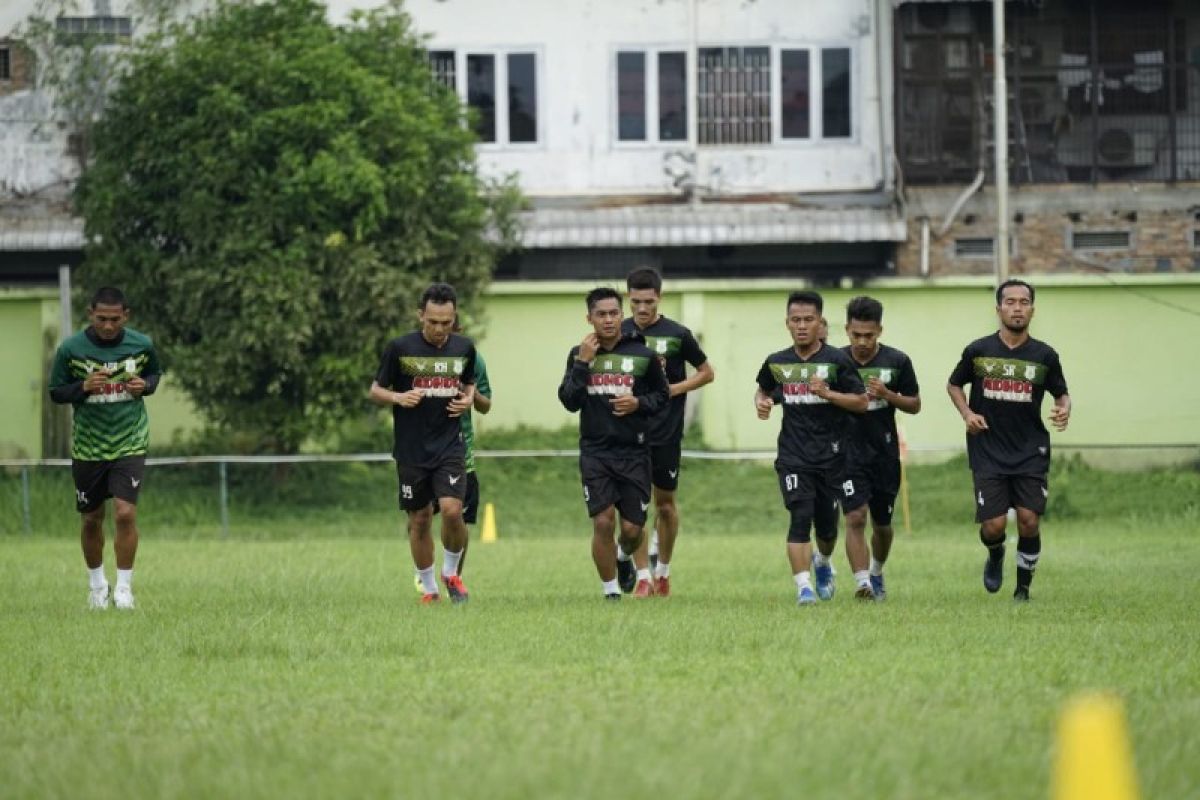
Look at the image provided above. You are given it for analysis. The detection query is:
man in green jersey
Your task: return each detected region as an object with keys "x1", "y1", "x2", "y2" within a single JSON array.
[{"x1": 49, "y1": 287, "x2": 163, "y2": 611}]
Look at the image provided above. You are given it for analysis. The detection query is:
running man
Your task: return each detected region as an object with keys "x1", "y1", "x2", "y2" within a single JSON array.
[
  {"x1": 559, "y1": 287, "x2": 669, "y2": 600},
  {"x1": 371, "y1": 283, "x2": 476, "y2": 604},
  {"x1": 841, "y1": 296, "x2": 921, "y2": 600},
  {"x1": 755, "y1": 291, "x2": 868, "y2": 606},
  {"x1": 48, "y1": 287, "x2": 163, "y2": 610},
  {"x1": 621, "y1": 267, "x2": 715, "y2": 596},
  {"x1": 947, "y1": 279, "x2": 1070, "y2": 601}
]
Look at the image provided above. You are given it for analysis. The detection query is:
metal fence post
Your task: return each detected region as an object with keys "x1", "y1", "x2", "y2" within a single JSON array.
[
  {"x1": 218, "y1": 460, "x2": 229, "y2": 538},
  {"x1": 21, "y1": 465, "x2": 32, "y2": 535}
]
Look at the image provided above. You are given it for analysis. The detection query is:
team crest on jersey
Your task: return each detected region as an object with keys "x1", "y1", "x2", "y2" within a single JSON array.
[
  {"x1": 656, "y1": 339, "x2": 668, "y2": 353},
  {"x1": 879, "y1": 368, "x2": 892, "y2": 383},
  {"x1": 1025, "y1": 365, "x2": 1037, "y2": 380},
  {"x1": 622, "y1": 358, "x2": 634, "y2": 372},
  {"x1": 816, "y1": 365, "x2": 829, "y2": 380}
]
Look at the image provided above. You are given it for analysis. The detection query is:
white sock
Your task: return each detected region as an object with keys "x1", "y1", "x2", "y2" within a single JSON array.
[
  {"x1": 116, "y1": 569, "x2": 133, "y2": 589},
  {"x1": 854, "y1": 569, "x2": 871, "y2": 589},
  {"x1": 654, "y1": 561, "x2": 670, "y2": 579},
  {"x1": 616, "y1": 547, "x2": 632, "y2": 562},
  {"x1": 636, "y1": 568, "x2": 652, "y2": 582},
  {"x1": 649, "y1": 530, "x2": 659, "y2": 557},
  {"x1": 441, "y1": 549, "x2": 463, "y2": 578},
  {"x1": 417, "y1": 566, "x2": 438, "y2": 594},
  {"x1": 813, "y1": 551, "x2": 830, "y2": 568},
  {"x1": 602, "y1": 579, "x2": 620, "y2": 596},
  {"x1": 794, "y1": 571, "x2": 812, "y2": 591},
  {"x1": 88, "y1": 566, "x2": 107, "y2": 590},
  {"x1": 869, "y1": 557, "x2": 885, "y2": 577}
]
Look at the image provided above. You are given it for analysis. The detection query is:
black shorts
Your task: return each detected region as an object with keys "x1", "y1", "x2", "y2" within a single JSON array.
[
  {"x1": 431, "y1": 471, "x2": 481, "y2": 524},
  {"x1": 842, "y1": 457, "x2": 902, "y2": 525},
  {"x1": 776, "y1": 464, "x2": 845, "y2": 540},
  {"x1": 649, "y1": 441, "x2": 682, "y2": 491},
  {"x1": 396, "y1": 457, "x2": 468, "y2": 512},
  {"x1": 973, "y1": 473, "x2": 1048, "y2": 522},
  {"x1": 72, "y1": 456, "x2": 146, "y2": 513},
  {"x1": 580, "y1": 453, "x2": 652, "y2": 526}
]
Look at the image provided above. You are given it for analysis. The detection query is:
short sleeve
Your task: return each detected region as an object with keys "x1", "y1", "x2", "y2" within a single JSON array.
[
  {"x1": 756, "y1": 360, "x2": 777, "y2": 392},
  {"x1": 948, "y1": 344, "x2": 976, "y2": 387},
  {"x1": 681, "y1": 329, "x2": 708, "y2": 369},
  {"x1": 1043, "y1": 349, "x2": 1068, "y2": 398},
  {"x1": 374, "y1": 341, "x2": 400, "y2": 388},
  {"x1": 474, "y1": 352, "x2": 493, "y2": 399},
  {"x1": 896, "y1": 356, "x2": 920, "y2": 397}
]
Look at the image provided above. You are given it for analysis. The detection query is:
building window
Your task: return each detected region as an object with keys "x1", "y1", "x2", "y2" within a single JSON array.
[
  {"x1": 507, "y1": 53, "x2": 537, "y2": 143},
  {"x1": 780, "y1": 49, "x2": 810, "y2": 139},
  {"x1": 822, "y1": 47, "x2": 852, "y2": 138},
  {"x1": 617, "y1": 51, "x2": 646, "y2": 141},
  {"x1": 466, "y1": 54, "x2": 496, "y2": 143},
  {"x1": 428, "y1": 50, "x2": 456, "y2": 92},
  {"x1": 698, "y1": 46, "x2": 771, "y2": 145},
  {"x1": 615, "y1": 49, "x2": 688, "y2": 143},
  {"x1": 0, "y1": 47, "x2": 10, "y2": 81},
  {"x1": 1072, "y1": 230, "x2": 1131, "y2": 251},
  {"x1": 954, "y1": 237, "x2": 996, "y2": 259},
  {"x1": 657, "y1": 51, "x2": 687, "y2": 142},
  {"x1": 55, "y1": 15, "x2": 132, "y2": 44}
]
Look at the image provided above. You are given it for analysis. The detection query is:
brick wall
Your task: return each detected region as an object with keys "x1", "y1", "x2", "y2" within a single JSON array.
[
  {"x1": 0, "y1": 39, "x2": 35, "y2": 95},
  {"x1": 896, "y1": 184, "x2": 1200, "y2": 277}
]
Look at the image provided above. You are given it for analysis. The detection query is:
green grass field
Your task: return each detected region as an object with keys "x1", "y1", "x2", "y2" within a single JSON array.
[{"x1": 2, "y1": 456, "x2": 1198, "y2": 799}]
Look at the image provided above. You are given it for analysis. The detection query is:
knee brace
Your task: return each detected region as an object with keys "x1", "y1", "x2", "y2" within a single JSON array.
[{"x1": 787, "y1": 507, "x2": 813, "y2": 544}]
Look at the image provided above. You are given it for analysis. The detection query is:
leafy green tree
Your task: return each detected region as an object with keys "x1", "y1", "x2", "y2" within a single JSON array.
[{"x1": 77, "y1": 0, "x2": 520, "y2": 452}]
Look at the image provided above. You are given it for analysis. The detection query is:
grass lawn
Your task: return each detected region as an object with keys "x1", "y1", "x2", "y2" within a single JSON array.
[{"x1": 2, "y1": 508, "x2": 1198, "y2": 798}]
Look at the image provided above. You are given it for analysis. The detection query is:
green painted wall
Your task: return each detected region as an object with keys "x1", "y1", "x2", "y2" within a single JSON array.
[
  {"x1": 4, "y1": 277, "x2": 1198, "y2": 457},
  {"x1": 477, "y1": 277, "x2": 1200, "y2": 452}
]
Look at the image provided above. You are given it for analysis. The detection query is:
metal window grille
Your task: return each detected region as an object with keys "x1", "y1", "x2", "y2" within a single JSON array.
[
  {"x1": 428, "y1": 50, "x2": 456, "y2": 92},
  {"x1": 1072, "y1": 231, "x2": 1131, "y2": 251},
  {"x1": 698, "y1": 47, "x2": 771, "y2": 146},
  {"x1": 0, "y1": 48, "x2": 10, "y2": 81},
  {"x1": 954, "y1": 237, "x2": 996, "y2": 258},
  {"x1": 55, "y1": 16, "x2": 132, "y2": 42}
]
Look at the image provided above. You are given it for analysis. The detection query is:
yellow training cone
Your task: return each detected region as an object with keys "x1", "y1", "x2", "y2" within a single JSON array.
[
  {"x1": 1052, "y1": 693, "x2": 1140, "y2": 800},
  {"x1": 480, "y1": 502, "x2": 498, "y2": 543}
]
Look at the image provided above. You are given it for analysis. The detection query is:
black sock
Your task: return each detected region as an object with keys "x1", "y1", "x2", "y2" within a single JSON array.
[
  {"x1": 980, "y1": 527, "x2": 1005, "y2": 558},
  {"x1": 1016, "y1": 534, "x2": 1041, "y2": 589}
]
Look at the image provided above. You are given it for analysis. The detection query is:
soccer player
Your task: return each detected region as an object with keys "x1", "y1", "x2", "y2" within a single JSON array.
[
  {"x1": 48, "y1": 287, "x2": 163, "y2": 611},
  {"x1": 558, "y1": 287, "x2": 669, "y2": 600},
  {"x1": 371, "y1": 283, "x2": 477, "y2": 604},
  {"x1": 841, "y1": 296, "x2": 921, "y2": 600},
  {"x1": 755, "y1": 291, "x2": 868, "y2": 606},
  {"x1": 621, "y1": 268, "x2": 715, "y2": 596},
  {"x1": 947, "y1": 279, "x2": 1070, "y2": 601}
]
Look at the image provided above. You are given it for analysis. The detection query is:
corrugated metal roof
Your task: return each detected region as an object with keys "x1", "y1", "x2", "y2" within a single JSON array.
[
  {"x1": 518, "y1": 203, "x2": 906, "y2": 249},
  {"x1": 0, "y1": 215, "x2": 85, "y2": 250}
]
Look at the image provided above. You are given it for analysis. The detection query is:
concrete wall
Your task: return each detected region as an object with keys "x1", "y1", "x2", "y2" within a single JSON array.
[{"x1": 475, "y1": 276, "x2": 1200, "y2": 453}]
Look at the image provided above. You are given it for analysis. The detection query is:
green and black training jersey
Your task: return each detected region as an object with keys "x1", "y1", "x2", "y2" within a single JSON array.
[
  {"x1": 756, "y1": 344, "x2": 866, "y2": 470},
  {"x1": 375, "y1": 331, "x2": 477, "y2": 468},
  {"x1": 843, "y1": 343, "x2": 920, "y2": 465},
  {"x1": 558, "y1": 333, "x2": 670, "y2": 458},
  {"x1": 461, "y1": 351, "x2": 492, "y2": 473},
  {"x1": 48, "y1": 327, "x2": 163, "y2": 461},
  {"x1": 948, "y1": 333, "x2": 1068, "y2": 476},
  {"x1": 621, "y1": 315, "x2": 707, "y2": 446}
]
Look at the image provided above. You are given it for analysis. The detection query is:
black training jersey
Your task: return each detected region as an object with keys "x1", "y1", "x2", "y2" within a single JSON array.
[
  {"x1": 620, "y1": 315, "x2": 707, "y2": 445},
  {"x1": 948, "y1": 332, "x2": 1068, "y2": 475},
  {"x1": 558, "y1": 333, "x2": 670, "y2": 458},
  {"x1": 374, "y1": 331, "x2": 477, "y2": 468},
  {"x1": 842, "y1": 343, "x2": 920, "y2": 465},
  {"x1": 756, "y1": 343, "x2": 866, "y2": 469}
]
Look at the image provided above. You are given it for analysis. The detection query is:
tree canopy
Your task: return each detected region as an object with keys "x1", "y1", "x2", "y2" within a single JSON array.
[{"x1": 77, "y1": 0, "x2": 519, "y2": 452}]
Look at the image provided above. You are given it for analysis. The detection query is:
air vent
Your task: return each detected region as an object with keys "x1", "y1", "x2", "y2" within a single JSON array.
[
  {"x1": 1072, "y1": 231, "x2": 1131, "y2": 251},
  {"x1": 954, "y1": 237, "x2": 995, "y2": 258}
]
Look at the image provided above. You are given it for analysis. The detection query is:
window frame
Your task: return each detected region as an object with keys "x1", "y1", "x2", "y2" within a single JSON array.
[
  {"x1": 612, "y1": 44, "x2": 691, "y2": 149},
  {"x1": 431, "y1": 45, "x2": 545, "y2": 150}
]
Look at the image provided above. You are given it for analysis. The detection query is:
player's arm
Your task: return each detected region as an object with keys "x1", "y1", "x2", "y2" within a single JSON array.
[
  {"x1": 873, "y1": 361, "x2": 921, "y2": 415},
  {"x1": 472, "y1": 356, "x2": 493, "y2": 415},
  {"x1": 448, "y1": 346, "x2": 477, "y2": 418},
  {"x1": 947, "y1": 383, "x2": 988, "y2": 434},
  {"x1": 48, "y1": 349, "x2": 98, "y2": 404},
  {"x1": 754, "y1": 362, "x2": 776, "y2": 420},
  {"x1": 558, "y1": 346, "x2": 591, "y2": 412},
  {"x1": 127, "y1": 346, "x2": 163, "y2": 398},
  {"x1": 627, "y1": 353, "x2": 670, "y2": 417},
  {"x1": 369, "y1": 342, "x2": 421, "y2": 408},
  {"x1": 811, "y1": 360, "x2": 868, "y2": 413},
  {"x1": 670, "y1": 360, "x2": 715, "y2": 398},
  {"x1": 1048, "y1": 392, "x2": 1071, "y2": 432},
  {"x1": 1044, "y1": 350, "x2": 1070, "y2": 432}
]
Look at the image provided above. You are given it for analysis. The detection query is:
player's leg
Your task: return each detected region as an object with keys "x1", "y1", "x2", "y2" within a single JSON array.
[
  {"x1": 431, "y1": 459, "x2": 470, "y2": 602},
  {"x1": 108, "y1": 456, "x2": 145, "y2": 609},
  {"x1": 399, "y1": 464, "x2": 439, "y2": 602},
  {"x1": 778, "y1": 467, "x2": 818, "y2": 605},
  {"x1": 615, "y1": 458, "x2": 654, "y2": 596},
  {"x1": 73, "y1": 460, "x2": 110, "y2": 609},
  {"x1": 973, "y1": 474, "x2": 1011, "y2": 594},
  {"x1": 456, "y1": 471, "x2": 479, "y2": 576},
  {"x1": 581, "y1": 456, "x2": 623, "y2": 599},
  {"x1": 811, "y1": 490, "x2": 839, "y2": 600},
  {"x1": 645, "y1": 443, "x2": 680, "y2": 591},
  {"x1": 866, "y1": 459, "x2": 901, "y2": 599},
  {"x1": 835, "y1": 471, "x2": 873, "y2": 599},
  {"x1": 1011, "y1": 475, "x2": 1048, "y2": 601}
]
